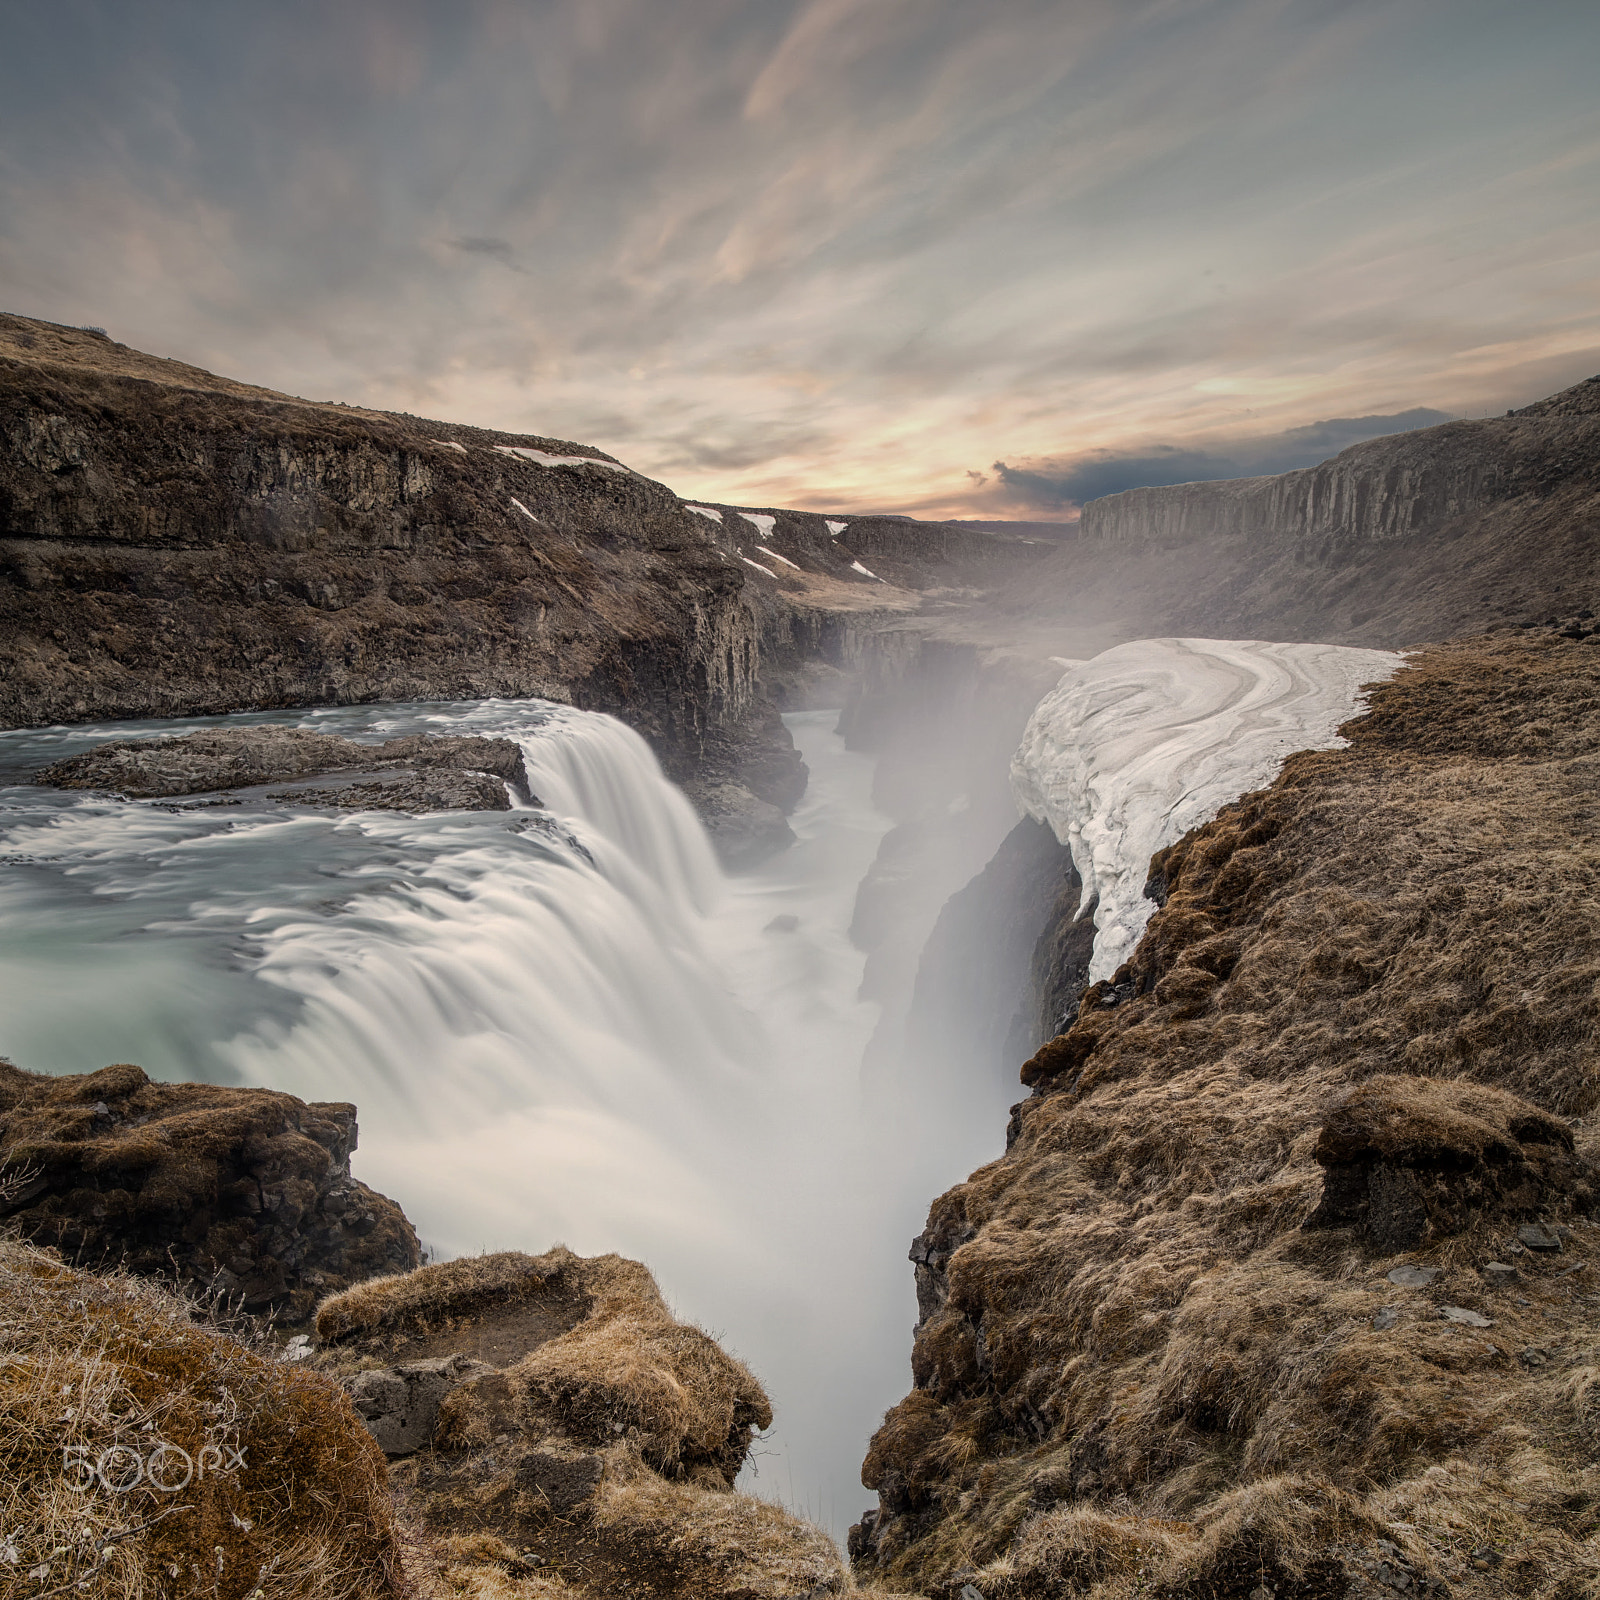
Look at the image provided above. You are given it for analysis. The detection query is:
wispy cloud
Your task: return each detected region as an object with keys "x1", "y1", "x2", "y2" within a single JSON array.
[{"x1": 0, "y1": 0, "x2": 1596, "y2": 516}]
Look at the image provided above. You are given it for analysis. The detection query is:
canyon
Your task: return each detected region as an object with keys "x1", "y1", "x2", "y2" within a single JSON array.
[{"x1": 4, "y1": 316, "x2": 1600, "y2": 1600}]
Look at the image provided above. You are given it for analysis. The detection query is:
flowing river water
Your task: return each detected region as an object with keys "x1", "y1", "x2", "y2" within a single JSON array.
[{"x1": 0, "y1": 698, "x2": 1017, "y2": 1538}]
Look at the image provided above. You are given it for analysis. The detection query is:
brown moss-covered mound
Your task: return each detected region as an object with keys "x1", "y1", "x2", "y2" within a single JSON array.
[
  {"x1": 321, "y1": 1247, "x2": 772, "y2": 1484},
  {"x1": 854, "y1": 632, "x2": 1600, "y2": 1599},
  {"x1": 318, "y1": 1249, "x2": 885, "y2": 1600},
  {"x1": 315, "y1": 1248, "x2": 591, "y2": 1363},
  {"x1": 0, "y1": 1233, "x2": 400, "y2": 1599},
  {"x1": 0, "y1": 1059, "x2": 419, "y2": 1318}
]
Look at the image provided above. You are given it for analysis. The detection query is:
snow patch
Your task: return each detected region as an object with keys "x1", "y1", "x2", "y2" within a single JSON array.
[
  {"x1": 684, "y1": 504, "x2": 723, "y2": 523},
  {"x1": 825, "y1": 520, "x2": 847, "y2": 537},
  {"x1": 438, "y1": 441, "x2": 468, "y2": 454},
  {"x1": 739, "y1": 556, "x2": 779, "y2": 578},
  {"x1": 757, "y1": 545, "x2": 800, "y2": 570},
  {"x1": 1011, "y1": 638, "x2": 1404, "y2": 983},
  {"x1": 509, "y1": 497, "x2": 542, "y2": 524},
  {"x1": 849, "y1": 560, "x2": 881, "y2": 580},
  {"x1": 495, "y1": 445, "x2": 633, "y2": 474},
  {"x1": 739, "y1": 513, "x2": 777, "y2": 537}
]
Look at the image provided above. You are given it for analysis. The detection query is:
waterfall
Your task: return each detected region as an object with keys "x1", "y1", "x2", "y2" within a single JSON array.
[{"x1": 0, "y1": 698, "x2": 1002, "y2": 1540}]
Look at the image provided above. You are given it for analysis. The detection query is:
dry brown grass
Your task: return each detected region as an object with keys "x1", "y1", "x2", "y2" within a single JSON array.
[
  {"x1": 510, "y1": 1255, "x2": 772, "y2": 1480},
  {"x1": 0, "y1": 1234, "x2": 400, "y2": 1599},
  {"x1": 858, "y1": 634, "x2": 1600, "y2": 1598},
  {"x1": 334, "y1": 1249, "x2": 774, "y2": 1483},
  {"x1": 591, "y1": 1462, "x2": 846, "y2": 1599},
  {"x1": 315, "y1": 1249, "x2": 582, "y2": 1351}
]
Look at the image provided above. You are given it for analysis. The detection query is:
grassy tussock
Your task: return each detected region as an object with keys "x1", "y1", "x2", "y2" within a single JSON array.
[
  {"x1": 315, "y1": 1249, "x2": 577, "y2": 1348},
  {"x1": 861, "y1": 635, "x2": 1600, "y2": 1596},
  {"x1": 507, "y1": 1256, "x2": 771, "y2": 1479},
  {"x1": 0, "y1": 1234, "x2": 399, "y2": 1599},
  {"x1": 592, "y1": 1465, "x2": 846, "y2": 1598}
]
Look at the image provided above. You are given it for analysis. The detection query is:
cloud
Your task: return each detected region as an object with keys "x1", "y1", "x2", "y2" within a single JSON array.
[
  {"x1": 990, "y1": 408, "x2": 1454, "y2": 510},
  {"x1": 0, "y1": 0, "x2": 1595, "y2": 523},
  {"x1": 447, "y1": 236, "x2": 525, "y2": 272}
]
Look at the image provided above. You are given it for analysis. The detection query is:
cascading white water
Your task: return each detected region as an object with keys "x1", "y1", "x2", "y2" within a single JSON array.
[{"x1": 0, "y1": 698, "x2": 1012, "y2": 1539}]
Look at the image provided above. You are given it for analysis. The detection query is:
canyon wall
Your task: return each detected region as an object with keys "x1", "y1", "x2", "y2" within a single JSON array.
[
  {"x1": 852, "y1": 631, "x2": 1600, "y2": 1600},
  {"x1": 0, "y1": 315, "x2": 763, "y2": 793},
  {"x1": 1081, "y1": 378, "x2": 1600, "y2": 551},
  {"x1": 992, "y1": 375, "x2": 1600, "y2": 651}
]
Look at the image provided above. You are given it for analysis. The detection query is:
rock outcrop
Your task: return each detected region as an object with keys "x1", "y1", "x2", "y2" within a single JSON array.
[
  {"x1": 311, "y1": 1248, "x2": 851, "y2": 1600},
  {"x1": 0, "y1": 1059, "x2": 419, "y2": 1318},
  {"x1": 853, "y1": 632, "x2": 1600, "y2": 1599},
  {"x1": 33, "y1": 725, "x2": 535, "y2": 812}
]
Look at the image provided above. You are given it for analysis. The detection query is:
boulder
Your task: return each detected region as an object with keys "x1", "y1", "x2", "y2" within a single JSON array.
[
  {"x1": 345, "y1": 1352, "x2": 494, "y2": 1456},
  {"x1": 1305, "y1": 1076, "x2": 1595, "y2": 1251}
]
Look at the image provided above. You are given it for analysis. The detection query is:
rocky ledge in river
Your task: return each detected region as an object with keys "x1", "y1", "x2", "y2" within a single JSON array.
[{"x1": 33, "y1": 725, "x2": 534, "y2": 813}]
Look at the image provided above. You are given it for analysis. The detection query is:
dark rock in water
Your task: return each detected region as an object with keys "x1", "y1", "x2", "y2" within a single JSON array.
[
  {"x1": 1305, "y1": 1075, "x2": 1596, "y2": 1252},
  {"x1": 284, "y1": 768, "x2": 515, "y2": 813},
  {"x1": 33, "y1": 725, "x2": 534, "y2": 811},
  {"x1": 679, "y1": 699, "x2": 807, "y2": 868},
  {"x1": 692, "y1": 779, "x2": 796, "y2": 869},
  {"x1": 0, "y1": 1059, "x2": 419, "y2": 1318}
]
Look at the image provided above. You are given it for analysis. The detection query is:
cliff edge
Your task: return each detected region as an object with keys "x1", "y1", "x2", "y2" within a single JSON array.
[{"x1": 854, "y1": 631, "x2": 1600, "y2": 1599}]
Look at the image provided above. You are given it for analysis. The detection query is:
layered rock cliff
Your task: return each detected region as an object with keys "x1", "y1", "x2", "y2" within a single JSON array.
[
  {"x1": 989, "y1": 375, "x2": 1600, "y2": 652},
  {"x1": 0, "y1": 1058, "x2": 420, "y2": 1319},
  {"x1": 0, "y1": 314, "x2": 775, "y2": 804},
  {"x1": 1081, "y1": 377, "x2": 1600, "y2": 550}
]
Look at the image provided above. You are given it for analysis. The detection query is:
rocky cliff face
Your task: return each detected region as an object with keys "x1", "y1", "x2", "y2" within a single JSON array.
[
  {"x1": 0, "y1": 314, "x2": 763, "y2": 794},
  {"x1": 987, "y1": 375, "x2": 1600, "y2": 652},
  {"x1": 1082, "y1": 377, "x2": 1600, "y2": 550},
  {"x1": 853, "y1": 632, "x2": 1600, "y2": 1599}
]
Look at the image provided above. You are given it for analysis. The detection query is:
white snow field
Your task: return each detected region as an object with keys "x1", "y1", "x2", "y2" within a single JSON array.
[
  {"x1": 739, "y1": 512, "x2": 777, "y2": 537},
  {"x1": 493, "y1": 445, "x2": 635, "y2": 472},
  {"x1": 1011, "y1": 638, "x2": 1403, "y2": 983},
  {"x1": 683, "y1": 504, "x2": 723, "y2": 522}
]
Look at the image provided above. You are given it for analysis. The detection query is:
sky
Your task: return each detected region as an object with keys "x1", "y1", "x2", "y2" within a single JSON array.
[{"x1": 1, "y1": 0, "x2": 1597, "y2": 519}]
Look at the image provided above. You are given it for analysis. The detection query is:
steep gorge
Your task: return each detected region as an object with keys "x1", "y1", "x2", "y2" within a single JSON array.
[{"x1": 852, "y1": 632, "x2": 1600, "y2": 1600}]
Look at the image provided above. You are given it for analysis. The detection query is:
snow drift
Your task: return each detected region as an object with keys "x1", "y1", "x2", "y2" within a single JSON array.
[{"x1": 1011, "y1": 638, "x2": 1403, "y2": 982}]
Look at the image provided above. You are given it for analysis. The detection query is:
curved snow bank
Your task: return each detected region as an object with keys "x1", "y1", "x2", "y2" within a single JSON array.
[{"x1": 1011, "y1": 638, "x2": 1403, "y2": 982}]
